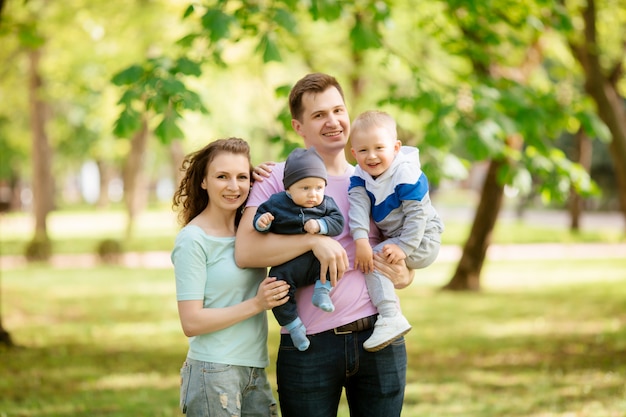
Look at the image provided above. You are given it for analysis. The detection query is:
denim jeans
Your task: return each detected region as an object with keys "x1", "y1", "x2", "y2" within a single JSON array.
[
  {"x1": 276, "y1": 327, "x2": 407, "y2": 417},
  {"x1": 180, "y1": 358, "x2": 278, "y2": 417}
]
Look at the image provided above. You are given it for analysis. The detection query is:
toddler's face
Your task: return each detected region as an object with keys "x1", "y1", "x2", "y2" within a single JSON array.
[{"x1": 350, "y1": 126, "x2": 400, "y2": 179}]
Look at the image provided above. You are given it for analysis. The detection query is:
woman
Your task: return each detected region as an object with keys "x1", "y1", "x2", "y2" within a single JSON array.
[{"x1": 171, "y1": 137, "x2": 289, "y2": 417}]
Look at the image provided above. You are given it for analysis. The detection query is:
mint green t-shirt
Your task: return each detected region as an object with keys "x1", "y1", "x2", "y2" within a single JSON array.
[{"x1": 171, "y1": 225, "x2": 269, "y2": 368}]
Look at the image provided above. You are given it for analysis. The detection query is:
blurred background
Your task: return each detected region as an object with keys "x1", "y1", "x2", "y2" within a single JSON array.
[{"x1": 1, "y1": 0, "x2": 625, "y2": 415}]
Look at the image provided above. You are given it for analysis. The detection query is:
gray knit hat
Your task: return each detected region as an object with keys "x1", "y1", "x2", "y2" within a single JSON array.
[{"x1": 283, "y1": 147, "x2": 327, "y2": 190}]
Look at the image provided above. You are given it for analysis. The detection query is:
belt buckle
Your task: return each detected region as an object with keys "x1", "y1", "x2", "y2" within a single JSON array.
[{"x1": 333, "y1": 327, "x2": 352, "y2": 335}]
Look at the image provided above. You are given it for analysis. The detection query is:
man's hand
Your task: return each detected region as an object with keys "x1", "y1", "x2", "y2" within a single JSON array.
[
  {"x1": 382, "y1": 243, "x2": 406, "y2": 264},
  {"x1": 373, "y1": 252, "x2": 414, "y2": 289},
  {"x1": 311, "y1": 236, "x2": 348, "y2": 287},
  {"x1": 252, "y1": 161, "x2": 276, "y2": 183}
]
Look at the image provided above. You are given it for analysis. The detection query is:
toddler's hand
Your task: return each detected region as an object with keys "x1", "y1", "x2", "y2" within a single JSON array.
[{"x1": 354, "y1": 239, "x2": 374, "y2": 274}]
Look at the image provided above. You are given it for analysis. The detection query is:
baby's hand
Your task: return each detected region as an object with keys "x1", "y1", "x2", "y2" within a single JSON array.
[
  {"x1": 257, "y1": 212, "x2": 275, "y2": 229},
  {"x1": 354, "y1": 239, "x2": 374, "y2": 274},
  {"x1": 304, "y1": 219, "x2": 320, "y2": 234},
  {"x1": 382, "y1": 243, "x2": 406, "y2": 264}
]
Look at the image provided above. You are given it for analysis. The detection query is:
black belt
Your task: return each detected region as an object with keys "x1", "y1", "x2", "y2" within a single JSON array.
[{"x1": 331, "y1": 314, "x2": 377, "y2": 335}]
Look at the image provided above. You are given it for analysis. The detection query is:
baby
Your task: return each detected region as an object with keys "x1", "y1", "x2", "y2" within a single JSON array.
[{"x1": 254, "y1": 147, "x2": 344, "y2": 351}]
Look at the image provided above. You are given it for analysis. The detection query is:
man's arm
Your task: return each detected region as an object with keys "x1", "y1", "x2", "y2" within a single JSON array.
[{"x1": 235, "y1": 206, "x2": 349, "y2": 286}]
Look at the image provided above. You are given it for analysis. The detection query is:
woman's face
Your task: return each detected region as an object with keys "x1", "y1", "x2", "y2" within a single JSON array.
[{"x1": 201, "y1": 152, "x2": 251, "y2": 213}]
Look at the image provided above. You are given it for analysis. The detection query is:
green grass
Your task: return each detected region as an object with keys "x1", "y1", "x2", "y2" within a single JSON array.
[{"x1": 2, "y1": 257, "x2": 626, "y2": 417}]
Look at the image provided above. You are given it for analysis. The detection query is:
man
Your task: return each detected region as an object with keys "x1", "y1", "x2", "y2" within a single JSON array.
[{"x1": 235, "y1": 73, "x2": 414, "y2": 417}]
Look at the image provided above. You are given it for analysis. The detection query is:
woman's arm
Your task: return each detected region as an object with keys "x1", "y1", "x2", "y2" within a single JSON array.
[
  {"x1": 177, "y1": 276, "x2": 289, "y2": 337},
  {"x1": 235, "y1": 206, "x2": 349, "y2": 286}
]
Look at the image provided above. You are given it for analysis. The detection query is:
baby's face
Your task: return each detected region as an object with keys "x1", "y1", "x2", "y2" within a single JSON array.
[{"x1": 287, "y1": 177, "x2": 326, "y2": 208}]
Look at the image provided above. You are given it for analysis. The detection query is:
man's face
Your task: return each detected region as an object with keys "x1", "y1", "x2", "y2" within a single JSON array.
[{"x1": 291, "y1": 87, "x2": 350, "y2": 158}]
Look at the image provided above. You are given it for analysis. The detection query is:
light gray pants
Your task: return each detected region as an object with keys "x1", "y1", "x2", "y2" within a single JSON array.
[
  {"x1": 366, "y1": 233, "x2": 441, "y2": 309},
  {"x1": 179, "y1": 358, "x2": 278, "y2": 417}
]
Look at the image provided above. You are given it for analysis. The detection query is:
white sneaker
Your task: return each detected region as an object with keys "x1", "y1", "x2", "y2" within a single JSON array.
[{"x1": 363, "y1": 314, "x2": 411, "y2": 352}]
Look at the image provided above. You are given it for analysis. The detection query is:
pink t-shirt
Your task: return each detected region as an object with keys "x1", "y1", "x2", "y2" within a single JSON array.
[{"x1": 247, "y1": 161, "x2": 382, "y2": 334}]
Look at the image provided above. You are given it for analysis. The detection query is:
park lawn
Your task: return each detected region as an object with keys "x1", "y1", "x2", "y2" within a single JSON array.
[{"x1": 1, "y1": 257, "x2": 626, "y2": 417}]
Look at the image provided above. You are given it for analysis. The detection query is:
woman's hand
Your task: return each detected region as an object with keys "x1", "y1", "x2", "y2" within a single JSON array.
[
  {"x1": 373, "y1": 252, "x2": 414, "y2": 289},
  {"x1": 252, "y1": 161, "x2": 276, "y2": 183},
  {"x1": 256, "y1": 276, "x2": 290, "y2": 310}
]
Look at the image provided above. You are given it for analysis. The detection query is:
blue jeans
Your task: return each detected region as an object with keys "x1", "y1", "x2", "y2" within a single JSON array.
[
  {"x1": 276, "y1": 327, "x2": 407, "y2": 417},
  {"x1": 180, "y1": 358, "x2": 278, "y2": 417}
]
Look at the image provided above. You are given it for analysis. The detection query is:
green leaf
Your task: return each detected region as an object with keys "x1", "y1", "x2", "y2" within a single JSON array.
[
  {"x1": 17, "y1": 23, "x2": 45, "y2": 49},
  {"x1": 111, "y1": 65, "x2": 144, "y2": 86},
  {"x1": 275, "y1": 84, "x2": 292, "y2": 98},
  {"x1": 350, "y1": 19, "x2": 381, "y2": 51},
  {"x1": 496, "y1": 162, "x2": 515, "y2": 185},
  {"x1": 577, "y1": 110, "x2": 611, "y2": 143},
  {"x1": 155, "y1": 113, "x2": 184, "y2": 143},
  {"x1": 176, "y1": 33, "x2": 200, "y2": 48},
  {"x1": 146, "y1": 92, "x2": 171, "y2": 113},
  {"x1": 257, "y1": 33, "x2": 282, "y2": 63},
  {"x1": 273, "y1": 8, "x2": 298, "y2": 34},
  {"x1": 116, "y1": 89, "x2": 142, "y2": 106},
  {"x1": 201, "y1": 9, "x2": 233, "y2": 43},
  {"x1": 173, "y1": 57, "x2": 202, "y2": 76},
  {"x1": 113, "y1": 109, "x2": 142, "y2": 138},
  {"x1": 180, "y1": 90, "x2": 208, "y2": 113},
  {"x1": 182, "y1": 5, "x2": 195, "y2": 19},
  {"x1": 309, "y1": 0, "x2": 343, "y2": 21},
  {"x1": 160, "y1": 78, "x2": 187, "y2": 96}
]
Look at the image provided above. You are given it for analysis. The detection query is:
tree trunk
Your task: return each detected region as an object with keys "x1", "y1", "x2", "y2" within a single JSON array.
[
  {"x1": 583, "y1": 69, "x2": 626, "y2": 228},
  {"x1": 0, "y1": 230, "x2": 14, "y2": 347},
  {"x1": 122, "y1": 117, "x2": 149, "y2": 239},
  {"x1": 443, "y1": 159, "x2": 505, "y2": 291},
  {"x1": 95, "y1": 159, "x2": 113, "y2": 209},
  {"x1": 570, "y1": 0, "x2": 626, "y2": 230},
  {"x1": 0, "y1": 280, "x2": 13, "y2": 347},
  {"x1": 28, "y1": 48, "x2": 54, "y2": 240},
  {"x1": 0, "y1": 323, "x2": 13, "y2": 347},
  {"x1": 568, "y1": 129, "x2": 592, "y2": 230},
  {"x1": 170, "y1": 139, "x2": 185, "y2": 190}
]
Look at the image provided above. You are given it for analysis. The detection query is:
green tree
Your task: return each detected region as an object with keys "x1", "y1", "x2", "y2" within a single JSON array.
[
  {"x1": 2, "y1": 4, "x2": 55, "y2": 260},
  {"x1": 562, "y1": 0, "x2": 626, "y2": 222},
  {"x1": 1, "y1": 0, "x2": 191, "y2": 242},
  {"x1": 113, "y1": 0, "x2": 615, "y2": 291}
]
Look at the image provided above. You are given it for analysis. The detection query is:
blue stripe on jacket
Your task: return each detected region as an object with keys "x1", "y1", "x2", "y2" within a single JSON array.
[{"x1": 368, "y1": 172, "x2": 430, "y2": 223}]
